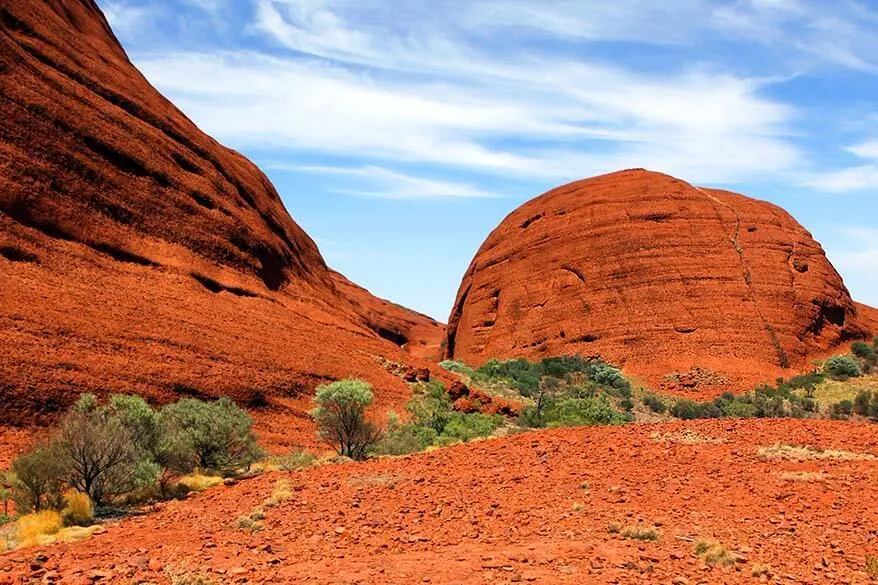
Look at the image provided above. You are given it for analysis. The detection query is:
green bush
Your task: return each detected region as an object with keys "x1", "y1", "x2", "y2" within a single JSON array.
[
  {"x1": 160, "y1": 397, "x2": 261, "y2": 474},
  {"x1": 545, "y1": 396, "x2": 629, "y2": 427},
  {"x1": 406, "y1": 382, "x2": 453, "y2": 433},
  {"x1": 829, "y1": 400, "x2": 854, "y2": 419},
  {"x1": 372, "y1": 422, "x2": 438, "y2": 456},
  {"x1": 440, "y1": 412, "x2": 503, "y2": 442},
  {"x1": 824, "y1": 355, "x2": 862, "y2": 380},
  {"x1": 311, "y1": 380, "x2": 382, "y2": 460},
  {"x1": 721, "y1": 400, "x2": 757, "y2": 418},
  {"x1": 671, "y1": 400, "x2": 722, "y2": 420},
  {"x1": 852, "y1": 341, "x2": 876, "y2": 362},
  {"x1": 57, "y1": 402, "x2": 159, "y2": 506},
  {"x1": 641, "y1": 393, "x2": 667, "y2": 414},
  {"x1": 438, "y1": 360, "x2": 474, "y2": 377},
  {"x1": 854, "y1": 390, "x2": 873, "y2": 416}
]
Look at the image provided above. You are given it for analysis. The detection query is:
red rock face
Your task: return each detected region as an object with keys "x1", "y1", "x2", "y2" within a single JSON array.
[
  {"x1": 0, "y1": 0, "x2": 440, "y2": 434},
  {"x1": 331, "y1": 271, "x2": 446, "y2": 360},
  {"x1": 445, "y1": 169, "x2": 873, "y2": 393}
]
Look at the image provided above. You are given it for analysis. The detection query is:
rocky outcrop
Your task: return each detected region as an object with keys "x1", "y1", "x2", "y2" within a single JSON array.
[
  {"x1": 0, "y1": 0, "x2": 437, "y2": 432},
  {"x1": 445, "y1": 169, "x2": 872, "y2": 393}
]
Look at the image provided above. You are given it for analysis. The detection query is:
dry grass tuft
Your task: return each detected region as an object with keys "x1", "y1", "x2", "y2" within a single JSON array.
[
  {"x1": 757, "y1": 444, "x2": 874, "y2": 462},
  {"x1": 606, "y1": 521, "x2": 622, "y2": 534},
  {"x1": 751, "y1": 563, "x2": 773, "y2": 578},
  {"x1": 347, "y1": 473, "x2": 402, "y2": 487},
  {"x1": 695, "y1": 539, "x2": 738, "y2": 567},
  {"x1": 15, "y1": 510, "x2": 62, "y2": 548},
  {"x1": 775, "y1": 471, "x2": 828, "y2": 482},
  {"x1": 651, "y1": 430, "x2": 726, "y2": 445},
  {"x1": 264, "y1": 479, "x2": 293, "y2": 508},
  {"x1": 866, "y1": 556, "x2": 878, "y2": 577},
  {"x1": 620, "y1": 524, "x2": 661, "y2": 542},
  {"x1": 177, "y1": 473, "x2": 224, "y2": 491},
  {"x1": 165, "y1": 566, "x2": 214, "y2": 585},
  {"x1": 62, "y1": 489, "x2": 94, "y2": 527}
]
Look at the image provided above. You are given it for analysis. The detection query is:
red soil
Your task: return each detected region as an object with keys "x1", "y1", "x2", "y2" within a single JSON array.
[
  {"x1": 445, "y1": 170, "x2": 874, "y2": 395},
  {"x1": 2, "y1": 419, "x2": 877, "y2": 584},
  {"x1": 0, "y1": 0, "x2": 442, "y2": 442}
]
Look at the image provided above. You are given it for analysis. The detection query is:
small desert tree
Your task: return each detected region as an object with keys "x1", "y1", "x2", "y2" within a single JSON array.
[
  {"x1": 311, "y1": 379, "x2": 382, "y2": 460},
  {"x1": 159, "y1": 397, "x2": 261, "y2": 474},
  {"x1": 10, "y1": 442, "x2": 65, "y2": 513},
  {"x1": 57, "y1": 395, "x2": 158, "y2": 507}
]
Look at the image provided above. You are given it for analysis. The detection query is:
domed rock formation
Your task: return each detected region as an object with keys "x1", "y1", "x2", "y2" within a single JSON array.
[
  {"x1": 0, "y1": 0, "x2": 442, "y2": 440},
  {"x1": 444, "y1": 169, "x2": 874, "y2": 393}
]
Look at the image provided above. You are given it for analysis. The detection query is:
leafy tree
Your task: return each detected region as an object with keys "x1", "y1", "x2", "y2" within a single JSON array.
[
  {"x1": 311, "y1": 380, "x2": 382, "y2": 460},
  {"x1": 159, "y1": 398, "x2": 261, "y2": 473}
]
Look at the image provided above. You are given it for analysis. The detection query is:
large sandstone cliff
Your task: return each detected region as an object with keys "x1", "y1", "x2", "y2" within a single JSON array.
[{"x1": 445, "y1": 169, "x2": 874, "y2": 393}]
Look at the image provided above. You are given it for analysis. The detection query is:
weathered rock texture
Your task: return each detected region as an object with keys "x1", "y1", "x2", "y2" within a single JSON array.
[
  {"x1": 0, "y1": 0, "x2": 441, "y2": 433},
  {"x1": 331, "y1": 271, "x2": 446, "y2": 360},
  {"x1": 445, "y1": 169, "x2": 874, "y2": 393}
]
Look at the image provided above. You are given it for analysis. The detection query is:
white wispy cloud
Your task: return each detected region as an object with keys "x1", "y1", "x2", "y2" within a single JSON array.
[
  {"x1": 271, "y1": 164, "x2": 497, "y2": 199},
  {"x1": 801, "y1": 140, "x2": 878, "y2": 192}
]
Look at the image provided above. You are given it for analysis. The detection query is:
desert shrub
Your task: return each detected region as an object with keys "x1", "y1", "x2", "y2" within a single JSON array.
[
  {"x1": 824, "y1": 355, "x2": 862, "y2": 380},
  {"x1": 0, "y1": 473, "x2": 12, "y2": 517},
  {"x1": 852, "y1": 341, "x2": 876, "y2": 362},
  {"x1": 641, "y1": 393, "x2": 667, "y2": 413},
  {"x1": 11, "y1": 443, "x2": 65, "y2": 513},
  {"x1": 440, "y1": 412, "x2": 503, "y2": 442},
  {"x1": 695, "y1": 539, "x2": 738, "y2": 566},
  {"x1": 545, "y1": 396, "x2": 629, "y2": 427},
  {"x1": 311, "y1": 379, "x2": 382, "y2": 460},
  {"x1": 273, "y1": 451, "x2": 316, "y2": 471},
  {"x1": 160, "y1": 397, "x2": 261, "y2": 473},
  {"x1": 671, "y1": 400, "x2": 721, "y2": 420},
  {"x1": 588, "y1": 363, "x2": 631, "y2": 392},
  {"x1": 61, "y1": 490, "x2": 93, "y2": 527},
  {"x1": 406, "y1": 382, "x2": 453, "y2": 433},
  {"x1": 438, "y1": 360, "x2": 474, "y2": 377},
  {"x1": 372, "y1": 422, "x2": 437, "y2": 456},
  {"x1": 721, "y1": 399, "x2": 757, "y2": 418},
  {"x1": 829, "y1": 400, "x2": 854, "y2": 420},
  {"x1": 854, "y1": 390, "x2": 873, "y2": 416}
]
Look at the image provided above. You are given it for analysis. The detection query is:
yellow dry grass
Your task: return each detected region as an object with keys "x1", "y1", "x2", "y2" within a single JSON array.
[
  {"x1": 63, "y1": 490, "x2": 94, "y2": 526},
  {"x1": 695, "y1": 539, "x2": 738, "y2": 567},
  {"x1": 177, "y1": 473, "x2": 224, "y2": 491},
  {"x1": 651, "y1": 429, "x2": 726, "y2": 445},
  {"x1": 775, "y1": 471, "x2": 829, "y2": 482},
  {"x1": 757, "y1": 444, "x2": 874, "y2": 462},
  {"x1": 15, "y1": 510, "x2": 62, "y2": 548}
]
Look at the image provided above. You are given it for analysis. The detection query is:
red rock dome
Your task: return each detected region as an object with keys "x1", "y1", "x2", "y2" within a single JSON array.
[
  {"x1": 444, "y1": 169, "x2": 874, "y2": 393},
  {"x1": 0, "y1": 0, "x2": 442, "y2": 441}
]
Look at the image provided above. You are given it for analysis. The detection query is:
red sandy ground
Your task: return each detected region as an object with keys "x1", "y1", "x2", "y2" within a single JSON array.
[
  {"x1": 2, "y1": 419, "x2": 877, "y2": 584},
  {"x1": 445, "y1": 170, "x2": 876, "y2": 397}
]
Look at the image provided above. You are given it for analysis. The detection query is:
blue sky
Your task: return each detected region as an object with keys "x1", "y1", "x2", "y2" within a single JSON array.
[{"x1": 99, "y1": 0, "x2": 877, "y2": 320}]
